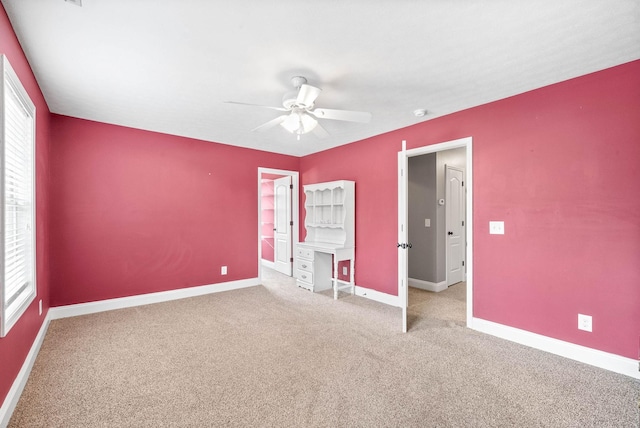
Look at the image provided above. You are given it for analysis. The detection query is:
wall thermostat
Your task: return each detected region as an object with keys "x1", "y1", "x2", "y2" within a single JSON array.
[{"x1": 438, "y1": 199, "x2": 445, "y2": 206}]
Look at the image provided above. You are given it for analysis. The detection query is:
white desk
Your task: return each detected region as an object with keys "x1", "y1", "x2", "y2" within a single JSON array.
[{"x1": 295, "y1": 242, "x2": 355, "y2": 299}]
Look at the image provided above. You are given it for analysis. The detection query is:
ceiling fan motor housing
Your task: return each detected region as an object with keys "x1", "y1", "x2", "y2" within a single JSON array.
[
  {"x1": 282, "y1": 91, "x2": 300, "y2": 109},
  {"x1": 283, "y1": 76, "x2": 313, "y2": 109}
]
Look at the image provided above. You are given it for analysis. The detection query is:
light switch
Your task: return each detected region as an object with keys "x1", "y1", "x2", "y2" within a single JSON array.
[
  {"x1": 425, "y1": 218, "x2": 430, "y2": 227},
  {"x1": 489, "y1": 221, "x2": 504, "y2": 235}
]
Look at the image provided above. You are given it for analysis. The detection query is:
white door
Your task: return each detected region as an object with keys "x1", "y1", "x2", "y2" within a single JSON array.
[
  {"x1": 446, "y1": 166, "x2": 465, "y2": 286},
  {"x1": 398, "y1": 148, "x2": 409, "y2": 333},
  {"x1": 274, "y1": 176, "x2": 292, "y2": 276}
]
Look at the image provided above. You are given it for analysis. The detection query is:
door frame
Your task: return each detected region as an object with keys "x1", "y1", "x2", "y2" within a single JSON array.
[
  {"x1": 258, "y1": 168, "x2": 299, "y2": 281},
  {"x1": 398, "y1": 137, "x2": 473, "y2": 330}
]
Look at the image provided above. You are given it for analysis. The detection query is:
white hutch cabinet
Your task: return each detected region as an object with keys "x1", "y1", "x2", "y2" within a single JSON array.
[{"x1": 296, "y1": 180, "x2": 355, "y2": 299}]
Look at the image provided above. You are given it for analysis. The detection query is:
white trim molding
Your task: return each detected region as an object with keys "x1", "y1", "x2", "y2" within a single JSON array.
[
  {"x1": 471, "y1": 317, "x2": 640, "y2": 380},
  {"x1": 261, "y1": 259, "x2": 276, "y2": 270},
  {"x1": 49, "y1": 278, "x2": 260, "y2": 320},
  {"x1": 0, "y1": 314, "x2": 50, "y2": 428},
  {"x1": 408, "y1": 278, "x2": 448, "y2": 293},
  {"x1": 355, "y1": 285, "x2": 401, "y2": 307}
]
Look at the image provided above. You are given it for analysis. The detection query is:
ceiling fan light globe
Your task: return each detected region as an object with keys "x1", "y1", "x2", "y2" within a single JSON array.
[
  {"x1": 281, "y1": 113, "x2": 301, "y2": 133},
  {"x1": 300, "y1": 114, "x2": 317, "y2": 133},
  {"x1": 280, "y1": 112, "x2": 317, "y2": 136}
]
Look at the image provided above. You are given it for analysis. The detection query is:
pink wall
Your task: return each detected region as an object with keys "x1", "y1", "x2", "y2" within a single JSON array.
[
  {"x1": 300, "y1": 136, "x2": 399, "y2": 286},
  {"x1": 49, "y1": 116, "x2": 299, "y2": 306},
  {"x1": 300, "y1": 60, "x2": 640, "y2": 359},
  {"x1": 1, "y1": 1, "x2": 637, "y2": 413},
  {"x1": 0, "y1": 7, "x2": 51, "y2": 408}
]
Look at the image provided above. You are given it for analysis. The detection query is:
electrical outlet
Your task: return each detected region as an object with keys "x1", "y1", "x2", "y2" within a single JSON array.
[
  {"x1": 221, "y1": 266, "x2": 227, "y2": 275},
  {"x1": 424, "y1": 218, "x2": 430, "y2": 227},
  {"x1": 38, "y1": 299, "x2": 42, "y2": 316},
  {"x1": 342, "y1": 266, "x2": 347, "y2": 276},
  {"x1": 489, "y1": 221, "x2": 504, "y2": 234},
  {"x1": 578, "y1": 314, "x2": 592, "y2": 332}
]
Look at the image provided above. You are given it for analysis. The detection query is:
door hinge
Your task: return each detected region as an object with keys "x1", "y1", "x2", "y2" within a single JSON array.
[
  {"x1": 290, "y1": 221, "x2": 294, "y2": 226},
  {"x1": 290, "y1": 257, "x2": 294, "y2": 263},
  {"x1": 462, "y1": 220, "x2": 464, "y2": 226},
  {"x1": 289, "y1": 184, "x2": 293, "y2": 189},
  {"x1": 462, "y1": 261, "x2": 465, "y2": 267},
  {"x1": 462, "y1": 181, "x2": 464, "y2": 186}
]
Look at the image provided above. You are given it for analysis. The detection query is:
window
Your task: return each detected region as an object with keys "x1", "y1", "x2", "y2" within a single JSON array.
[{"x1": 0, "y1": 55, "x2": 36, "y2": 337}]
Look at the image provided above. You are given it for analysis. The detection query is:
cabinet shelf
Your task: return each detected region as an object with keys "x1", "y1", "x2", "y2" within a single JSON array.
[
  {"x1": 302, "y1": 180, "x2": 354, "y2": 247},
  {"x1": 306, "y1": 223, "x2": 344, "y2": 228}
]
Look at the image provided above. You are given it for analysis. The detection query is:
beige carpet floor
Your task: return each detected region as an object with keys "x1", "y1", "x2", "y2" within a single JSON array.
[{"x1": 8, "y1": 268, "x2": 639, "y2": 427}]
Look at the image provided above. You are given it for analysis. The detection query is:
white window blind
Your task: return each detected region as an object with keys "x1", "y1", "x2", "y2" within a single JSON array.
[{"x1": 1, "y1": 55, "x2": 36, "y2": 337}]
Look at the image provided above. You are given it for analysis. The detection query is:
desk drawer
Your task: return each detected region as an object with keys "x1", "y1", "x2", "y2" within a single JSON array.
[
  {"x1": 296, "y1": 269, "x2": 313, "y2": 284},
  {"x1": 296, "y1": 259, "x2": 314, "y2": 273},
  {"x1": 296, "y1": 246, "x2": 314, "y2": 260}
]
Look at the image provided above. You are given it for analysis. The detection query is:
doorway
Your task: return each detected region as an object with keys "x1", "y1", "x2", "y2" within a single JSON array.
[
  {"x1": 398, "y1": 137, "x2": 473, "y2": 333},
  {"x1": 258, "y1": 168, "x2": 299, "y2": 281}
]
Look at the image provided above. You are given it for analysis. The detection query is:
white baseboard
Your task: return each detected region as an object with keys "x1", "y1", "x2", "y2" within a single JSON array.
[
  {"x1": 408, "y1": 278, "x2": 448, "y2": 293},
  {"x1": 0, "y1": 314, "x2": 51, "y2": 428},
  {"x1": 49, "y1": 278, "x2": 261, "y2": 320},
  {"x1": 3, "y1": 282, "x2": 636, "y2": 428},
  {"x1": 471, "y1": 317, "x2": 640, "y2": 380},
  {"x1": 261, "y1": 259, "x2": 275, "y2": 270},
  {"x1": 354, "y1": 285, "x2": 400, "y2": 307}
]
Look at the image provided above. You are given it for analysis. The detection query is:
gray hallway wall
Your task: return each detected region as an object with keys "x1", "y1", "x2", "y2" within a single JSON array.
[{"x1": 408, "y1": 153, "x2": 438, "y2": 283}]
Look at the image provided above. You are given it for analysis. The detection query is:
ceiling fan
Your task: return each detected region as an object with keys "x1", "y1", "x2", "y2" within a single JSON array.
[{"x1": 226, "y1": 76, "x2": 372, "y2": 140}]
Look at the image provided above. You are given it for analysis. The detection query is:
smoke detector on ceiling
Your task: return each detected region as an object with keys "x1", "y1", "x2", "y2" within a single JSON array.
[{"x1": 413, "y1": 109, "x2": 428, "y2": 117}]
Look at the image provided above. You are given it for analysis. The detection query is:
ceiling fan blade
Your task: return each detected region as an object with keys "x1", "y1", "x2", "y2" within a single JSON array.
[
  {"x1": 310, "y1": 108, "x2": 372, "y2": 123},
  {"x1": 296, "y1": 84, "x2": 322, "y2": 107},
  {"x1": 252, "y1": 115, "x2": 288, "y2": 132},
  {"x1": 311, "y1": 122, "x2": 330, "y2": 139},
  {"x1": 225, "y1": 101, "x2": 288, "y2": 112}
]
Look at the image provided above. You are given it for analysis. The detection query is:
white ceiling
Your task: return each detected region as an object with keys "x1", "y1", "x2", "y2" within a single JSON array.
[{"x1": 3, "y1": 1, "x2": 639, "y2": 157}]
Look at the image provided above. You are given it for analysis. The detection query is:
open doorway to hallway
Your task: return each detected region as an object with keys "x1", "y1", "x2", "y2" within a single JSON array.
[{"x1": 406, "y1": 147, "x2": 467, "y2": 330}]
